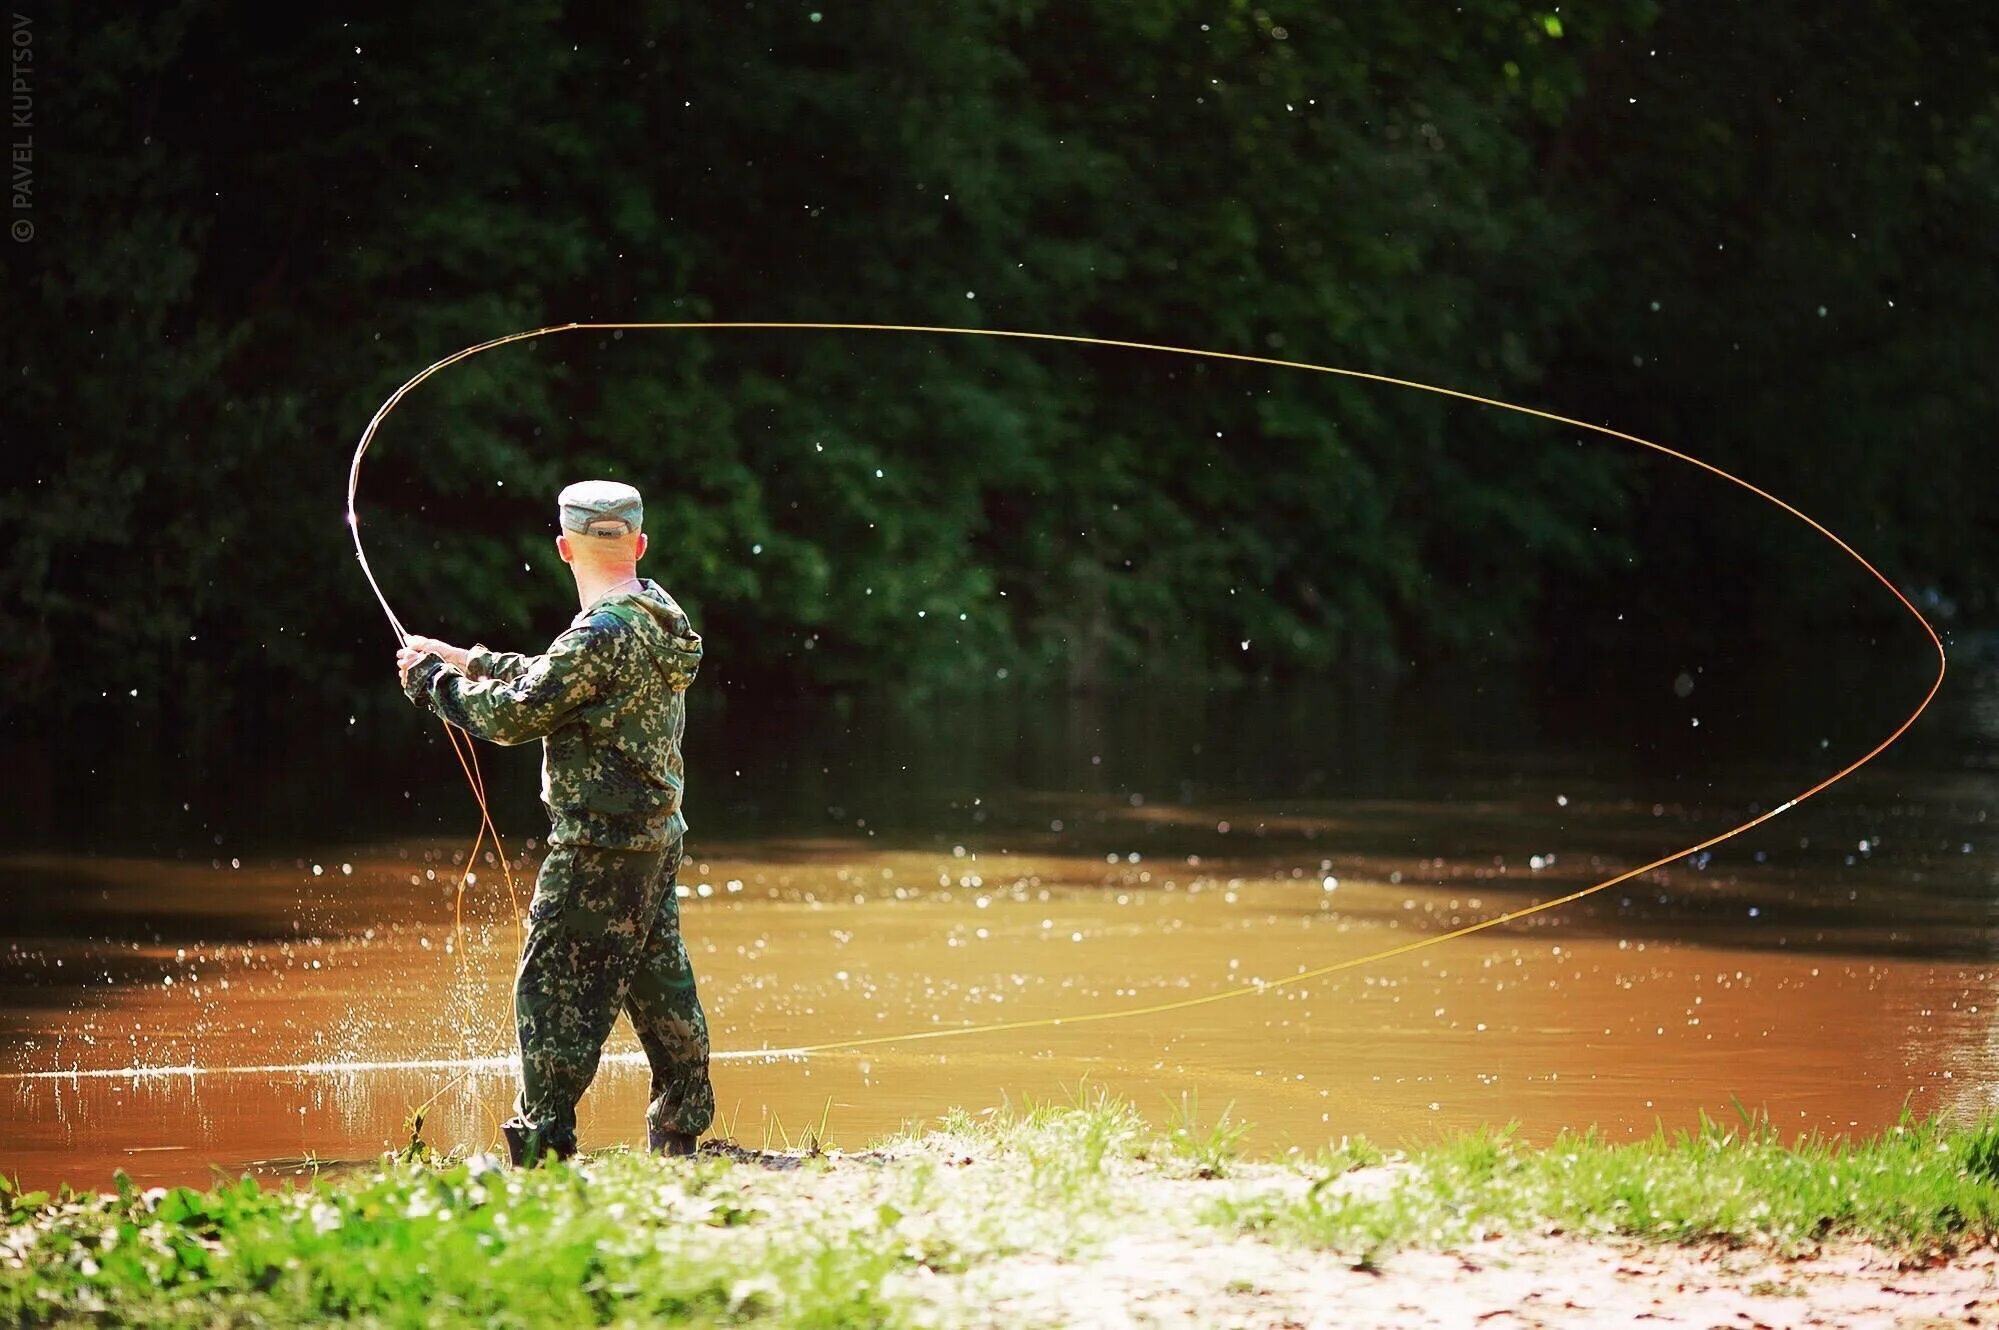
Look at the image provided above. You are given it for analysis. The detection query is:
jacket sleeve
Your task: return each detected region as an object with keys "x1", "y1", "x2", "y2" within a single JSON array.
[
  {"x1": 465, "y1": 644, "x2": 533, "y2": 683},
  {"x1": 423, "y1": 623, "x2": 614, "y2": 745}
]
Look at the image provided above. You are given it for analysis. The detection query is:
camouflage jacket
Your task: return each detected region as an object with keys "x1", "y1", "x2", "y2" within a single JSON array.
[{"x1": 402, "y1": 580, "x2": 702, "y2": 850}]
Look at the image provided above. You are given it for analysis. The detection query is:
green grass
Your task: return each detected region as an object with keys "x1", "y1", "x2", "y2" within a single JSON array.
[
  {"x1": 6, "y1": 1097, "x2": 1999, "y2": 1326},
  {"x1": 1155, "y1": 1091, "x2": 1251, "y2": 1178},
  {"x1": 1212, "y1": 1105, "x2": 1999, "y2": 1267},
  {"x1": 0, "y1": 1152, "x2": 903, "y2": 1329},
  {"x1": 918, "y1": 1082, "x2": 1148, "y2": 1213}
]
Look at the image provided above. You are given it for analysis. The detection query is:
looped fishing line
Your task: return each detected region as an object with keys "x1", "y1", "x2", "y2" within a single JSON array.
[{"x1": 349, "y1": 321, "x2": 1947, "y2": 1063}]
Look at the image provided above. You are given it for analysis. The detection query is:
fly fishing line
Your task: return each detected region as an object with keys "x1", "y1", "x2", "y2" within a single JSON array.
[{"x1": 349, "y1": 320, "x2": 1947, "y2": 1062}]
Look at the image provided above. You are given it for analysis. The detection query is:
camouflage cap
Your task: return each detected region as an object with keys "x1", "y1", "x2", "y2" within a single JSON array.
[{"x1": 558, "y1": 480, "x2": 644, "y2": 538}]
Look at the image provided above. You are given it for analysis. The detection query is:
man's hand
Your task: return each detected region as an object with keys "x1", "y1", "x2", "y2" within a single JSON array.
[
  {"x1": 396, "y1": 646, "x2": 431, "y2": 687},
  {"x1": 406, "y1": 635, "x2": 472, "y2": 671}
]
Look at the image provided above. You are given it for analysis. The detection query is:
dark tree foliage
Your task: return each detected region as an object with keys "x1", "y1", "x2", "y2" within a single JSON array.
[
  {"x1": 4, "y1": 1, "x2": 1991, "y2": 728},
  {"x1": 1545, "y1": 0, "x2": 1999, "y2": 656}
]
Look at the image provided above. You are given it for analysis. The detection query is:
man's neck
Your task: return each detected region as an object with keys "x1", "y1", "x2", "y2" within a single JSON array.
[{"x1": 573, "y1": 566, "x2": 642, "y2": 612}]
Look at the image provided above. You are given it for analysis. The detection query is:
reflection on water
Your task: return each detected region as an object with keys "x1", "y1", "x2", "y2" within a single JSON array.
[{"x1": 3, "y1": 658, "x2": 1995, "y2": 1190}]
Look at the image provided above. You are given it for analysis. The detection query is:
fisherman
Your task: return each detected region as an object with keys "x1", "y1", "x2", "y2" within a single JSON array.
[{"x1": 395, "y1": 480, "x2": 712, "y2": 1165}]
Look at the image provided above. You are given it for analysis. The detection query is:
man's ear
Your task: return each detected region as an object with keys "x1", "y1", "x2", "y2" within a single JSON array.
[
  {"x1": 555, "y1": 533, "x2": 574, "y2": 565},
  {"x1": 633, "y1": 532, "x2": 649, "y2": 561}
]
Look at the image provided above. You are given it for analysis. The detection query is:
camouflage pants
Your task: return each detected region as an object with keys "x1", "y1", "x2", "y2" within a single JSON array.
[{"x1": 510, "y1": 838, "x2": 713, "y2": 1152}]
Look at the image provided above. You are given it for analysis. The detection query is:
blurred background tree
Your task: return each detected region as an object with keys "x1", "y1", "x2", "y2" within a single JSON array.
[{"x1": 4, "y1": 0, "x2": 1992, "y2": 732}]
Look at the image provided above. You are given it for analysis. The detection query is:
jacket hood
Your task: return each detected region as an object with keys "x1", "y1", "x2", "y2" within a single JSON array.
[{"x1": 593, "y1": 580, "x2": 703, "y2": 674}]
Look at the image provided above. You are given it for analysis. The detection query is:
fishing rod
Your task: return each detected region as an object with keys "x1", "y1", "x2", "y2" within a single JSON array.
[{"x1": 347, "y1": 321, "x2": 1947, "y2": 1060}]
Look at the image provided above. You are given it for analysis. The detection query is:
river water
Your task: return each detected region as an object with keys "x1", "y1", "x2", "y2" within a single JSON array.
[{"x1": 4, "y1": 643, "x2": 1995, "y2": 1190}]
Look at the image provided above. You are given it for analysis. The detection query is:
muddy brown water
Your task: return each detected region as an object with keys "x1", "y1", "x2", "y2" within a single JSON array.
[{"x1": 5, "y1": 660, "x2": 1997, "y2": 1190}]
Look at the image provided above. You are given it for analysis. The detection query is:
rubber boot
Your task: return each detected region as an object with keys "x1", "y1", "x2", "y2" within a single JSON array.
[
  {"x1": 648, "y1": 1122, "x2": 698, "y2": 1157},
  {"x1": 502, "y1": 1117, "x2": 576, "y2": 1168}
]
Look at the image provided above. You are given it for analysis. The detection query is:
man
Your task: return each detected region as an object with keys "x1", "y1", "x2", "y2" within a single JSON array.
[{"x1": 395, "y1": 479, "x2": 712, "y2": 1165}]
